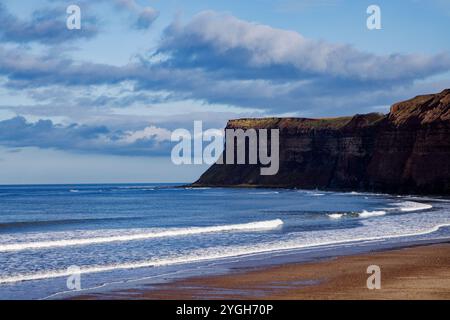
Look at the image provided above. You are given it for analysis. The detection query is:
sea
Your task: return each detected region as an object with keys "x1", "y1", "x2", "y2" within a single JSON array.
[{"x1": 0, "y1": 184, "x2": 449, "y2": 299}]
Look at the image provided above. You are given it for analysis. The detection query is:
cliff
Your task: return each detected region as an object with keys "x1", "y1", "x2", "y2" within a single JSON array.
[{"x1": 193, "y1": 89, "x2": 450, "y2": 195}]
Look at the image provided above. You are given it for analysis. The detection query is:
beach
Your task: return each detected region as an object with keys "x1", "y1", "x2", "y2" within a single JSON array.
[
  {"x1": 73, "y1": 243, "x2": 450, "y2": 300},
  {"x1": 1, "y1": 184, "x2": 449, "y2": 299}
]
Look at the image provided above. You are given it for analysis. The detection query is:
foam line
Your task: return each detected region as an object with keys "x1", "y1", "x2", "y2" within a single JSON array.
[
  {"x1": 0, "y1": 219, "x2": 284, "y2": 253},
  {"x1": 328, "y1": 213, "x2": 344, "y2": 219},
  {"x1": 394, "y1": 201, "x2": 433, "y2": 212},
  {"x1": 358, "y1": 210, "x2": 386, "y2": 218},
  {"x1": 1, "y1": 222, "x2": 449, "y2": 284}
]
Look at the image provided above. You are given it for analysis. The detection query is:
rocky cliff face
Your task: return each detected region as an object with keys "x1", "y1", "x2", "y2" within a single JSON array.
[{"x1": 194, "y1": 89, "x2": 450, "y2": 195}]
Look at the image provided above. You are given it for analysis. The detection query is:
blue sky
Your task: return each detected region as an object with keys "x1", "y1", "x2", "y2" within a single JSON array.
[{"x1": 0, "y1": 0, "x2": 449, "y2": 184}]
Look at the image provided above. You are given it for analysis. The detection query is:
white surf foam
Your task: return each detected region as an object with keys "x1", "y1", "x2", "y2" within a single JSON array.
[
  {"x1": 2, "y1": 222, "x2": 449, "y2": 285},
  {"x1": 358, "y1": 210, "x2": 387, "y2": 218},
  {"x1": 117, "y1": 186, "x2": 155, "y2": 189},
  {"x1": 249, "y1": 191, "x2": 279, "y2": 195},
  {"x1": 328, "y1": 213, "x2": 344, "y2": 219},
  {"x1": 393, "y1": 201, "x2": 433, "y2": 212},
  {"x1": 0, "y1": 219, "x2": 284, "y2": 253}
]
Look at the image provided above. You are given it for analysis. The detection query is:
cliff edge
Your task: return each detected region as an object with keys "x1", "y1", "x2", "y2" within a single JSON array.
[{"x1": 193, "y1": 89, "x2": 450, "y2": 195}]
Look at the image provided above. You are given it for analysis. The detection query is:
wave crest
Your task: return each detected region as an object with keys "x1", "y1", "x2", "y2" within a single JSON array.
[
  {"x1": 358, "y1": 210, "x2": 386, "y2": 218},
  {"x1": 2, "y1": 222, "x2": 449, "y2": 285},
  {"x1": 0, "y1": 219, "x2": 283, "y2": 253},
  {"x1": 393, "y1": 201, "x2": 433, "y2": 212}
]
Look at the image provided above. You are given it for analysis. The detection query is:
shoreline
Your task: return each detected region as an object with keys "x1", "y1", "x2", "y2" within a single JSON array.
[
  {"x1": 71, "y1": 242, "x2": 450, "y2": 300},
  {"x1": 188, "y1": 184, "x2": 450, "y2": 198}
]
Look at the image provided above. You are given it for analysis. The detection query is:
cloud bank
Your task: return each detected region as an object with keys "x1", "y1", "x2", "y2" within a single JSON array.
[
  {"x1": 0, "y1": 117, "x2": 172, "y2": 156},
  {"x1": 0, "y1": 3, "x2": 98, "y2": 44},
  {"x1": 1, "y1": 9, "x2": 449, "y2": 157},
  {"x1": 159, "y1": 11, "x2": 450, "y2": 83},
  {"x1": 2, "y1": 11, "x2": 449, "y2": 111}
]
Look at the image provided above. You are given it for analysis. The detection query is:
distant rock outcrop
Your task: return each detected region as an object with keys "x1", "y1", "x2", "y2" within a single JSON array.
[{"x1": 193, "y1": 89, "x2": 450, "y2": 195}]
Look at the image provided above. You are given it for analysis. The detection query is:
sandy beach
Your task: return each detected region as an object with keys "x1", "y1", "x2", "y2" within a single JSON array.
[{"x1": 73, "y1": 243, "x2": 450, "y2": 300}]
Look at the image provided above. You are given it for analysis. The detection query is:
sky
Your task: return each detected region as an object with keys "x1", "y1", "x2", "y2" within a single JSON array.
[{"x1": 0, "y1": 0, "x2": 450, "y2": 184}]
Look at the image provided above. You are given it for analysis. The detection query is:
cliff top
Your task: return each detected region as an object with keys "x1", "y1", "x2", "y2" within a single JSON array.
[
  {"x1": 228, "y1": 113, "x2": 384, "y2": 130},
  {"x1": 227, "y1": 117, "x2": 352, "y2": 130},
  {"x1": 227, "y1": 89, "x2": 450, "y2": 130},
  {"x1": 389, "y1": 89, "x2": 450, "y2": 125}
]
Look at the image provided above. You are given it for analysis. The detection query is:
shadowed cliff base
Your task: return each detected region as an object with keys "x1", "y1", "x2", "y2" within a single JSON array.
[{"x1": 193, "y1": 89, "x2": 450, "y2": 195}]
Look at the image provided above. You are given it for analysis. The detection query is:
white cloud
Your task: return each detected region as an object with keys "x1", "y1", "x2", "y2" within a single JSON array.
[
  {"x1": 114, "y1": 0, "x2": 159, "y2": 29},
  {"x1": 160, "y1": 11, "x2": 450, "y2": 82},
  {"x1": 122, "y1": 125, "x2": 172, "y2": 143}
]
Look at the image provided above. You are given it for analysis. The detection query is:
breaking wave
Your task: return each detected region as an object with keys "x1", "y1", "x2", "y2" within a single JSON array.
[
  {"x1": 328, "y1": 213, "x2": 345, "y2": 219},
  {"x1": 393, "y1": 201, "x2": 433, "y2": 212},
  {"x1": 0, "y1": 219, "x2": 284, "y2": 253},
  {"x1": 1, "y1": 222, "x2": 449, "y2": 284},
  {"x1": 358, "y1": 210, "x2": 387, "y2": 218}
]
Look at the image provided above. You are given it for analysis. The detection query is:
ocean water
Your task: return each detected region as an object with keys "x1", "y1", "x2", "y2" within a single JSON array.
[{"x1": 0, "y1": 184, "x2": 449, "y2": 299}]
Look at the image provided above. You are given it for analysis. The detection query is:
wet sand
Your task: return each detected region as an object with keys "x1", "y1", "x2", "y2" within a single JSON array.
[{"x1": 72, "y1": 243, "x2": 450, "y2": 300}]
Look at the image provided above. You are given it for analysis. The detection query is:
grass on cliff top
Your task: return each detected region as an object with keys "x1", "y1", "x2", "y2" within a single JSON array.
[{"x1": 229, "y1": 116, "x2": 353, "y2": 129}]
